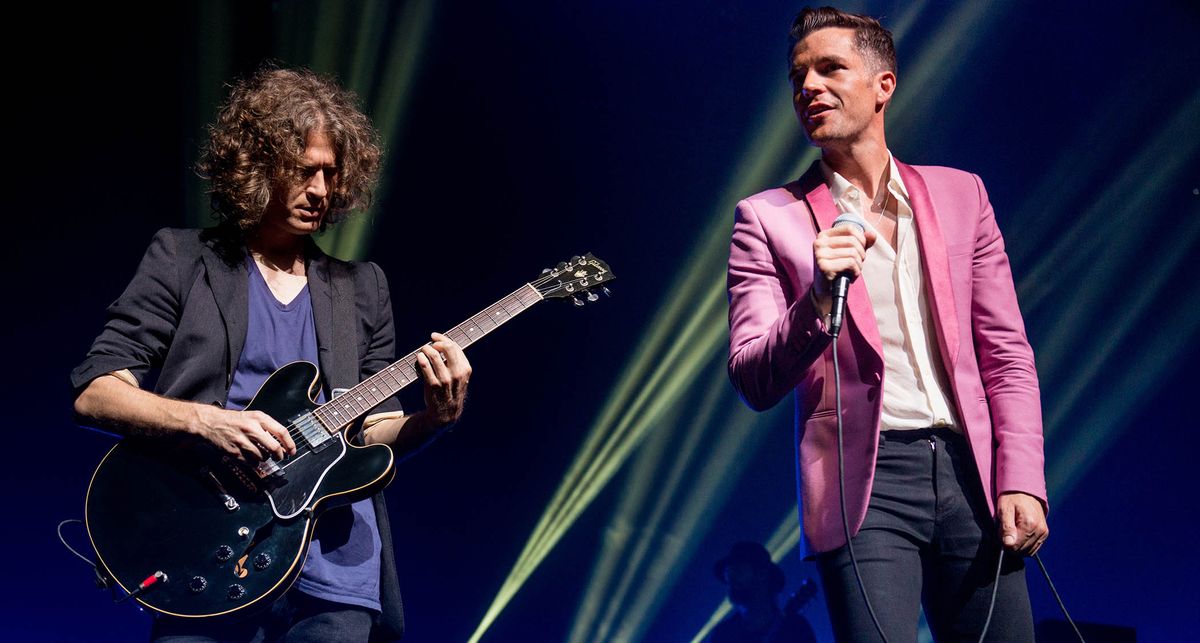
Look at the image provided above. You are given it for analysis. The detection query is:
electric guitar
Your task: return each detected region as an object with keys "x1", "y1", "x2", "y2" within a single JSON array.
[{"x1": 84, "y1": 254, "x2": 614, "y2": 620}]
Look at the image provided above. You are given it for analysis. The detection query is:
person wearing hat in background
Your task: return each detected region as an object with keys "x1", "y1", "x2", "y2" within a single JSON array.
[{"x1": 709, "y1": 542, "x2": 817, "y2": 643}]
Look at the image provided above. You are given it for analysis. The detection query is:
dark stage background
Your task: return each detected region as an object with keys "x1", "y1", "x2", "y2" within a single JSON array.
[{"x1": 9, "y1": 1, "x2": 1198, "y2": 641}]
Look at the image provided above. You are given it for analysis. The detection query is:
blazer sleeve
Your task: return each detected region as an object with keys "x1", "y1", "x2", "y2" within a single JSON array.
[
  {"x1": 968, "y1": 175, "x2": 1047, "y2": 508},
  {"x1": 727, "y1": 197, "x2": 832, "y2": 412},
  {"x1": 70, "y1": 228, "x2": 183, "y2": 392}
]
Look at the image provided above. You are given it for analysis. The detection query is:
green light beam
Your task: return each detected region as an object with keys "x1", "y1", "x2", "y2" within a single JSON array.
[
  {"x1": 573, "y1": 366, "x2": 731, "y2": 643},
  {"x1": 514, "y1": 279, "x2": 727, "y2": 584},
  {"x1": 690, "y1": 509, "x2": 801, "y2": 643},
  {"x1": 1021, "y1": 90, "x2": 1200, "y2": 365},
  {"x1": 469, "y1": 283, "x2": 731, "y2": 643},
  {"x1": 607, "y1": 401, "x2": 786, "y2": 642},
  {"x1": 324, "y1": 0, "x2": 435, "y2": 260},
  {"x1": 1037, "y1": 107, "x2": 1200, "y2": 439}
]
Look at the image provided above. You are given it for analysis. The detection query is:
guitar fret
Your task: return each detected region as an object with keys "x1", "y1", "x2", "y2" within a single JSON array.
[
  {"x1": 476, "y1": 313, "x2": 498, "y2": 332},
  {"x1": 461, "y1": 321, "x2": 485, "y2": 342},
  {"x1": 519, "y1": 285, "x2": 541, "y2": 304},
  {"x1": 308, "y1": 279, "x2": 569, "y2": 436},
  {"x1": 446, "y1": 327, "x2": 471, "y2": 348}
]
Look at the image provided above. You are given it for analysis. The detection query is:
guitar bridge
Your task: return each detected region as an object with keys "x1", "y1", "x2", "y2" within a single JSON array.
[{"x1": 254, "y1": 459, "x2": 282, "y2": 478}]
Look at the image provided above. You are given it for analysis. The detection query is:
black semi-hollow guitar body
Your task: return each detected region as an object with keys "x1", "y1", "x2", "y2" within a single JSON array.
[
  {"x1": 83, "y1": 253, "x2": 614, "y2": 620},
  {"x1": 86, "y1": 361, "x2": 394, "y2": 619}
]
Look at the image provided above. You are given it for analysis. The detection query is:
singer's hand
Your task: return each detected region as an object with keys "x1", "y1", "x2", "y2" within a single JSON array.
[
  {"x1": 812, "y1": 225, "x2": 877, "y2": 308},
  {"x1": 997, "y1": 492, "x2": 1049, "y2": 556}
]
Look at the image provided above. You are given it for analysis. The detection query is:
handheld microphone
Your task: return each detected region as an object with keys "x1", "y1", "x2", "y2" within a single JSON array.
[{"x1": 828, "y1": 212, "x2": 867, "y2": 338}]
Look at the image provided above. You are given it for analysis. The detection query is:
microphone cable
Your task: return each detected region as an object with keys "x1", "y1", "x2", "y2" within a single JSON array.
[
  {"x1": 1034, "y1": 552, "x2": 1086, "y2": 642},
  {"x1": 832, "y1": 332, "x2": 890, "y2": 642},
  {"x1": 833, "y1": 332, "x2": 1005, "y2": 643},
  {"x1": 833, "y1": 331, "x2": 1087, "y2": 642}
]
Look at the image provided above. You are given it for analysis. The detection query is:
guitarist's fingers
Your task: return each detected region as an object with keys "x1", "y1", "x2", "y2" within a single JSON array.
[
  {"x1": 430, "y1": 332, "x2": 471, "y2": 381},
  {"x1": 415, "y1": 348, "x2": 441, "y2": 385},
  {"x1": 252, "y1": 411, "x2": 296, "y2": 455},
  {"x1": 232, "y1": 432, "x2": 270, "y2": 463},
  {"x1": 418, "y1": 344, "x2": 450, "y2": 384},
  {"x1": 248, "y1": 426, "x2": 286, "y2": 461}
]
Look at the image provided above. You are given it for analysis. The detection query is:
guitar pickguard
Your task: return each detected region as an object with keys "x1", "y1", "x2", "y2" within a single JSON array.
[{"x1": 263, "y1": 432, "x2": 347, "y2": 519}]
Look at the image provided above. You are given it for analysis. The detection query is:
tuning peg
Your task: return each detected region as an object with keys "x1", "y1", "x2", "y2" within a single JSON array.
[
  {"x1": 571, "y1": 255, "x2": 582, "y2": 264},
  {"x1": 557, "y1": 262, "x2": 568, "y2": 270},
  {"x1": 586, "y1": 292, "x2": 599, "y2": 302},
  {"x1": 572, "y1": 297, "x2": 586, "y2": 307},
  {"x1": 602, "y1": 287, "x2": 612, "y2": 297},
  {"x1": 542, "y1": 268, "x2": 552, "y2": 275}
]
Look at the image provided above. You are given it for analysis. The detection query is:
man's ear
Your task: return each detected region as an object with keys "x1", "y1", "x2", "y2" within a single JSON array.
[{"x1": 876, "y1": 70, "x2": 896, "y2": 107}]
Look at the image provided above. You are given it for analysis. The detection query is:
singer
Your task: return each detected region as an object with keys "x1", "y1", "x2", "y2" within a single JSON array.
[{"x1": 726, "y1": 7, "x2": 1047, "y2": 641}]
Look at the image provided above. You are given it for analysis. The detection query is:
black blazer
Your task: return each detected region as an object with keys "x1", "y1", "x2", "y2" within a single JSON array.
[{"x1": 72, "y1": 227, "x2": 406, "y2": 640}]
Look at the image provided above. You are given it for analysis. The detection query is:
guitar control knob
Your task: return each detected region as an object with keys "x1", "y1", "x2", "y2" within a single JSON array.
[
  {"x1": 215, "y1": 545, "x2": 234, "y2": 562},
  {"x1": 188, "y1": 576, "x2": 208, "y2": 593},
  {"x1": 227, "y1": 584, "x2": 246, "y2": 600},
  {"x1": 253, "y1": 553, "x2": 272, "y2": 570}
]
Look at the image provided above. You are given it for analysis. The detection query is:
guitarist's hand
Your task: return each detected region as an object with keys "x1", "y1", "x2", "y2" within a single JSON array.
[
  {"x1": 194, "y1": 405, "x2": 297, "y2": 463},
  {"x1": 415, "y1": 332, "x2": 472, "y2": 427}
]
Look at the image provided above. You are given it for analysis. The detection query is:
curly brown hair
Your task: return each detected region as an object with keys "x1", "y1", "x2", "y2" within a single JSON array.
[{"x1": 197, "y1": 65, "x2": 383, "y2": 231}]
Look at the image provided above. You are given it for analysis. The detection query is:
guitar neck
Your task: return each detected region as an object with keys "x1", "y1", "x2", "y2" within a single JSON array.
[{"x1": 313, "y1": 283, "x2": 544, "y2": 432}]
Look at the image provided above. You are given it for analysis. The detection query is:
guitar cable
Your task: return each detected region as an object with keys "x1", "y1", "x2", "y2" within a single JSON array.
[
  {"x1": 57, "y1": 518, "x2": 169, "y2": 604},
  {"x1": 57, "y1": 519, "x2": 115, "y2": 596}
]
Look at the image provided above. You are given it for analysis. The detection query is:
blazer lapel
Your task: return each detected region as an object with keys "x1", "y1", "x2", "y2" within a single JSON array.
[
  {"x1": 307, "y1": 245, "x2": 356, "y2": 393},
  {"x1": 896, "y1": 160, "x2": 959, "y2": 373},
  {"x1": 800, "y1": 162, "x2": 883, "y2": 356},
  {"x1": 200, "y1": 243, "x2": 249, "y2": 390}
]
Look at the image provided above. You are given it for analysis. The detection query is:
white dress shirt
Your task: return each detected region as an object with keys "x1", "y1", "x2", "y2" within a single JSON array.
[{"x1": 821, "y1": 155, "x2": 959, "y2": 430}]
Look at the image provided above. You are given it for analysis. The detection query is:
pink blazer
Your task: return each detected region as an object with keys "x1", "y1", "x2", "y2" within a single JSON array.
[{"x1": 727, "y1": 160, "x2": 1046, "y2": 556}]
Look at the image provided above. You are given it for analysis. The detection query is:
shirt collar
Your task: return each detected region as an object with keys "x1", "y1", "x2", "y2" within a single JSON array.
[{"x1": 819, "y1": 153, "x2": 910, "y2": 213}]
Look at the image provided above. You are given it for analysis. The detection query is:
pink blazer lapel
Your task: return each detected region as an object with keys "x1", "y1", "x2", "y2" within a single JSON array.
[
  {"x1": 896, "y1": 161, "x2": 960, "y2": 372},
  {"x1": 800, "y1": 163, "x2": 882, "y2": 356}
]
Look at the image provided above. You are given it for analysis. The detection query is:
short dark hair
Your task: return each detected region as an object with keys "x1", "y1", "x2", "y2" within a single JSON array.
[
  {"x1": 787, "y1": 6, "x2": 896, "y2": 74},
  {"x1": 197, "y1": 65, "x2": 383, "y2": 231}
]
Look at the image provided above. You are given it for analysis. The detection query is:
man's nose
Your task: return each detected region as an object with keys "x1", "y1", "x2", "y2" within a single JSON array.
[
  {"x1": 799, "y1": 70, "x2": 825, "y2": 99},
  {"x1": 307, "y1": 172, "x2": 328, "y2": 198}
]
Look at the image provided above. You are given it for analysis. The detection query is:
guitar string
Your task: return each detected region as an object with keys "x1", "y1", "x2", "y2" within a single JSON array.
[
  {"x1": 264, "y1": 264, "x2": 607, "y2": 463},
  {"x1": 273, "y1": 272, "x2": 574, "y2": 446},
  {"x1": 265, "y1": 276, "x2": 570, "y2": 462}
]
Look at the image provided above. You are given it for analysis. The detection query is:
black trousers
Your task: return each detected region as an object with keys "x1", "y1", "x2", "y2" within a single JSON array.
[
  {"x1": 149, "y1": 591, "x2": 373, "y2": 643},
  {"x1": 816, "y1": 428, "x2": 1034, "y2": 643}
]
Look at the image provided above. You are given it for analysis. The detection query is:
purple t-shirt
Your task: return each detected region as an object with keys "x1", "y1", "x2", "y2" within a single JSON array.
[{"x1": 226, "y1": 257, "x2": 382, "y2": 612}]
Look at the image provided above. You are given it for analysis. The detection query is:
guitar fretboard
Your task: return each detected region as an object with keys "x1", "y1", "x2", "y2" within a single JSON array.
[{"x1": 312, "y1": 283, "x2": 543, "y2": 432}]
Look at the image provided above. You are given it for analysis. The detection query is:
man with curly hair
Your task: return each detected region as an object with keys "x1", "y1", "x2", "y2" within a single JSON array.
[
  {"x1": 727, "y1": 7, "x2": 1047, "y2": 641},
  {"x1": 72, "y1": 66, "x2": 468, "y2": 641}
]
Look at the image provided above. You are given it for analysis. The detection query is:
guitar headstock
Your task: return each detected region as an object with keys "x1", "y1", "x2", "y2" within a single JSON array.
[{"x1": 533, "y1": 254, "x2": 615, "y2": 306}]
